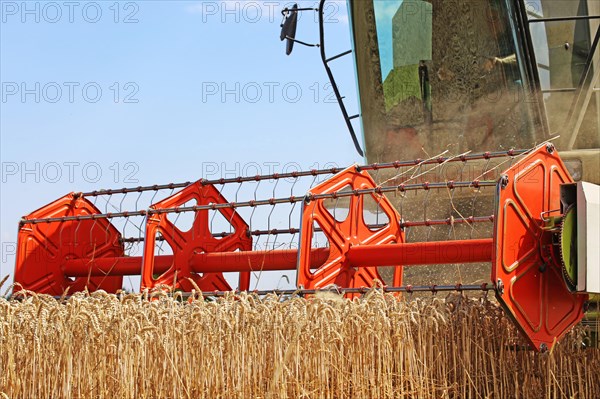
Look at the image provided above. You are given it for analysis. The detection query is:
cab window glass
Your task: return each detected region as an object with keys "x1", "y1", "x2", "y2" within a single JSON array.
[{"x1": 365, "y1": 0, "x2": 540, "y2": 160}]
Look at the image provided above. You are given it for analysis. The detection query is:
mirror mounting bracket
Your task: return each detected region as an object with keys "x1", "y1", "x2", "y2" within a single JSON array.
[{"x1": 280, "y1": 1, "x2": 364, "y2": 157}]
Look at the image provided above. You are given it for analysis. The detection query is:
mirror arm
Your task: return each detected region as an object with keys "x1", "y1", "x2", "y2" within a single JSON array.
[
  {"x1": 318, "y1": 0, "x2": 364, "y2": 157},
  {"x1": 281, "y1": 7, "x2": 318, "y2": 16},
  {"x1": 285, "y1": 36, "x2": 319, "y2": 48}
]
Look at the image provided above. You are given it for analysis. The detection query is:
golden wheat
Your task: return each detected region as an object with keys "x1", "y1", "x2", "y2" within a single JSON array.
[{"x1": 0, "y1": 290, "x2": 598, "y2": 399}]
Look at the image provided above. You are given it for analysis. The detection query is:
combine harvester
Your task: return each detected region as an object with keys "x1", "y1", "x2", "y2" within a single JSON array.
[{"x1": 12, "y1": 0, "x2": 600, "y2": 353}]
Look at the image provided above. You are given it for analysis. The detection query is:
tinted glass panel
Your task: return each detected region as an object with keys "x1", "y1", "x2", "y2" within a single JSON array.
[{"x1": 355, "y1": 0, "x2": 544, "y2": 163}]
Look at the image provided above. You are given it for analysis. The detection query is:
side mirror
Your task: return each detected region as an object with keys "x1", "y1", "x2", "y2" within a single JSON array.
[{"x1": 280, "y1": 4, "x2": 299, "y2": 55}]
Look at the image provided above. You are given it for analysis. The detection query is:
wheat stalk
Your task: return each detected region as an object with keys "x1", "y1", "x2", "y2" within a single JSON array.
[{"x1": 0, "y1": 291, "x2": 597, "y2": 398}]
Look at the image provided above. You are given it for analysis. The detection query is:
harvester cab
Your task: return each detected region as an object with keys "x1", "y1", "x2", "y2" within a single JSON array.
[
  {"x1": 12, "y1": 0, "x2": 600, "y2": 352},
  {"x1": 348, "y1": 0, "x2": 599, "y2": 178}
]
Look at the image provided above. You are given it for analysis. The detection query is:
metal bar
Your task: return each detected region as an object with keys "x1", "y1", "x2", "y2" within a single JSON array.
[
  {"x1": 357, "y1": 149, "x2": 528, "y2": 170},
  {"x1": 325, "y1": 49, "x2": 352, "y2": 63},
  {"x1": 141, "y1": 180, "x2": 496, "y2": 213},
  {"x1": 63, "y1": 239, "x2": 493, "y2": 277},
  {"x1": 35, "y1": 283, "x2": 492, "y2": 301},
  {"x1": 121, "y1": 236, "x2": 164, "y2": 244},
  {"x1": 280, "y1": 7, "x2": 317, "y2": 15},
  {"x1": 318, "y1": 0, "x2": 364, "y2": 156},
  {"x1": 22, "y1": 180, "x2": 497, "y2": 225},
  {"x1": 346, "y1": 239, "x2": 493, "y2": 266},
  {"x1": 308, "y1": 180, "x2": 495, "y2": 202},
  {"x1": 21, "y1": 210, "x2": 148, "y2": 224},
  {"x1": 196, "y1": 284, "x2": 493, "y2": 296},
  {"x1": 119, "y1": 215, "x2": 494, "y2": 242},
  {"x1": 60, "y1": 255, "x2": 151, "y2": 276},
  {"x1": 400, "y1": 215, "x2": 494, "y2": 228},
  {"x1": 201, "y1": 168, "x2": 341, "y2": 185},
  {"x1": 63, "y1": 248, "x2": 330, "y2": 276},
  {"x1": 82, "y1": 182, "x2": 192, "y2": 197},
  {"x1": 81, "y1": 170, "x2": 341, "y2": 196},
  {"x1": 541, "y1": 88, "x2": 577, "y2": 93},
  {"x1": 190, "y1": 248, "x2": 329, "y2": 273},
  {"x1": 528, "y1": 15, "x2": 600, "y2": 23},
  {"x1": 284, "y1": 36, "x2": 318, "y2": 48},
  {"x1": 80, "y1": 149, "x2": 528, "y2": 197}
]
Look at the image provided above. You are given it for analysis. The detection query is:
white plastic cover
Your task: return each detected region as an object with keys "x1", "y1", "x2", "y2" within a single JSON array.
[{"x1": 577, "y1": 181, "x2": 600, "y2": 293}]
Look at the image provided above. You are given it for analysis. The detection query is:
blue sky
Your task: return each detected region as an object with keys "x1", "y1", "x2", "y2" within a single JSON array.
[{"x1": 0, "y1": 0, "x2": 363, "y2": 289}]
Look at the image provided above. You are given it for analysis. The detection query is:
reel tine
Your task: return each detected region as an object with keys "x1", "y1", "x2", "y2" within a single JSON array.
[
  {"x1": 309, "y1": 174, "x2": 318, "y2": 189},
  {"x1": 209, "y1": 204, "x2": 218, "y2": 236},
  {"x1": 399, "y1": 186, "x2": 407, "y2": 239},
  {"x1": 289, "y1": 230, "x2": 297, "y2": 250},
  {"x1": 272, "y1": 231, "x2": 278, "y2": 251},
  {"x1": 290, "y1": 175, "x2": 298, "y2": 196},
  {"x1": 119, "y1": 192, "x2": 126, "y2": 213},
  {"x1": 447, "y1": 186, "x2": 457, "y2": 240},
  {"x1": 249, "y1": 179, "x2": 260, "y2": 236},
  {"x1": 272, "y1": 177, "x2": 279, "y2": 199},
  {"x1": 214, "y1": 184, "x2": 227, "y2": 236},
  {"x1": 104, "y1": 217, "x2": 114, "y2": 247},
  {"x1": 423, "y1": 189, "x2": 432, "y2": 241},
  {"x1": 372, "y1": 175, "x2": 386, "y2": 227},
  {"x1": 288, "y1": 201, "x2": 297, "y2": 233},
  {"x1": 104, "y1": 194, "x2": 112, "y2": 214},
  {"x1": 134, "y1": 190, "x2": 143, "y2": 212},
  {"x1": 156, "y1": 229, "x2": 167, "y2": 255},
  {"x1": 58, "y1": 220, "x2": 65, "y2": 249},
  {"x1": 469, "y1": 184, "x2": 480, "y2": 239},
  {"x1": 94, "y1": 256, "x2": 120, "y2": 292},
  {"x1": 249, "y1": 205, "x2": 256, "y2": 237},
  {"x1": 481, "y1": 155, "x2": 492, "y2": 179},
  {"x1": 191, "y1": 204, "x2": 201, "y2": 241},
  {"x1": 235, "y1": 180, "x2": 242, "y2": 203},
  {"x1": 73, "y1": 218, "x2": 82, "y2": 247},
  {"x1": 121, "y1": 193, "x2": 130, "y2": 239},
  {"x1": 373, "y1": 166, "x2": 380, "y2": 185},
  {"x1": 123, "y1": 214, "x2": 146, "y2": 245},
  {"x1": 253, "y1": 179, "x2": 260, "y2": 201},
  {"x1": 88, "y1": 217, "x2": 97, "y2": 248},
  {"x1": 150, "y1": 189, "x2": 159, "y2": 205},
  {"x1": 137, "y1": 214, "x2": 145, "y2": 246},
  {"x1": 229, "y1": 182, "x2": 244, "y2": 234},
  {"x1": 267, "y1": 201, "x2": 275, "y2": 233}
]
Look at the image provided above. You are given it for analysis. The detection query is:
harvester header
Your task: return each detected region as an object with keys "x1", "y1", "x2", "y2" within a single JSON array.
[{"x1": 14, "y1": 143, "x2": 599, "y2": 351}]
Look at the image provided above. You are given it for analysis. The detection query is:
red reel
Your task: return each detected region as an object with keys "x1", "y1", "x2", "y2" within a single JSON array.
[
  {"x1": 141, "y1": 181, "x2": 252, "y2": 292},
  {"x1": 493, "y1": 144, "x2": 587, "y2": 351},
  {"x1": 15, "y1": 193, "x2": 124, "y2": 295},
  {"x1": 297, "y1": 166, "x2": 404, "y2": 297}
]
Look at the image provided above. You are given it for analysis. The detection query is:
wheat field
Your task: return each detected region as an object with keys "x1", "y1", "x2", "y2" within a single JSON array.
[{"x1": 0, "y1": 288, "x2": 598, "y2": 399}]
